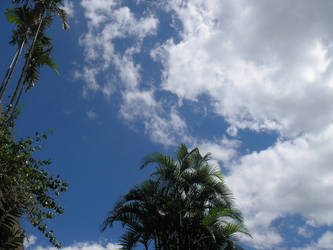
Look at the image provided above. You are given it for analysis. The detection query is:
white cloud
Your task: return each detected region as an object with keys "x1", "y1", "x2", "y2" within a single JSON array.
[
  {"x1": 112, "y1": 50, "x2": 141, "y2": 89},
  {"x1": 120, "y1": 89, "x2": 190, "y2": 146},
  {"x1": 198, "y1": 136, "x2": 240, "y2": 166},
  {"x1": 155, "y1": 0, "x2": 333, "y2": 137},
  {"x1": 101, "y1": 81, "x2": 115, "y2": 99},
  {"x1": 79, "y1": 0, "x2": 158, "y2": 96},
  {"x1": 80, "y1": 0, "x2": 118, "y2": 27},
  {"x1": 78, "y1": 0, "x2": 192, "y2": 146},
  {"x1": 225, "y1": 124, "x2": 333, "y2": 248},
  {"x1": 74, "y1": 67, "x2": 100, "y2": 96}
]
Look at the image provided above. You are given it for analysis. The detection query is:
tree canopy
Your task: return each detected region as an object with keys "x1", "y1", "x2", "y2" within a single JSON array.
[{"x1": 102, "y1": 144, "x2": 251, "y2": 249}]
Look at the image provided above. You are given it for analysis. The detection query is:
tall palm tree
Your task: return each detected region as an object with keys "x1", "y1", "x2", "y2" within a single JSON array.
[
  {"x1": 102, "y1": 144, "x2": 251, "y2": 249},
  {"x1": 8, "y1": 16, "x2": 58, "y2": 121},
  {"x1": 1, "y1": 0, "x2": 69, "y2": 116},
  {"x1": 0, "y1": 5, "x2": 34, "y2": 102}
]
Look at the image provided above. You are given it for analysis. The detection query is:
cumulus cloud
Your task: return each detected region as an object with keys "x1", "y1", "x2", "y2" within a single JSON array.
[
  {"x1": 156, "y1": 0, "x2": 333, "y2": 137},
  {"x1": 225, "y1": 124, "x2": 333, "y2": 248}
]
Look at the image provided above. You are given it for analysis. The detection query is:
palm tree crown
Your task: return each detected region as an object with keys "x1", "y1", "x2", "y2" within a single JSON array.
[
  {"x1": 102, "y1": 144, "x2": 251, "y2": 249},
  {"x1": 0, "y1": 0, "x2": 69, "y2": 119}
]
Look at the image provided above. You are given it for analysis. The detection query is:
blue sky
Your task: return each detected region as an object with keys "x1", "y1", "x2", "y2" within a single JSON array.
[{"x1": 2, "y1": 0, "x2": 333, "y2": 249}]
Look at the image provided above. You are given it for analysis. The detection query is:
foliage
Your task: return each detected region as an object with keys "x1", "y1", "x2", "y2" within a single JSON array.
[
  {"x1": 102, "y1": 144, "x2": 251, "y2": 249},
  {"x1": 0, "y1": 112, "x2": 68, "y2": 249}
]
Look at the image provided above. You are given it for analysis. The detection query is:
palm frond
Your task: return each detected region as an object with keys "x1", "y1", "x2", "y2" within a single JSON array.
[{"x1": 119, "y1": 225, "x2": 141, "y2": 249}]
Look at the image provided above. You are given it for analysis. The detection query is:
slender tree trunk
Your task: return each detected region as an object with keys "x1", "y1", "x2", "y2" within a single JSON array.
[
  {"x1": 8, "y1": 81, "x2": 25, "y2": 122},
  {"x1": 14, "y1": 81, "x2": 25, "y2": 112},
  {"x1": 0, "y1": 49, "x2": 19, "y2": 97},
  {"x1": 0, "y1": 37, "x2": 27, "y2": 103}
]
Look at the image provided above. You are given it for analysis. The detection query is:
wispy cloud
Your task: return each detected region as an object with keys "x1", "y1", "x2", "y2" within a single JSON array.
[
  {"x1": 25, "y1": 236, "x2": 120, "y2": 250},
  {"x1": 298, "y1": 226, "x2": 313, "y2": 238},
  {"x1": 78, "y1": 0, "x2": 158, "y2": 96},
  {"x1": 86, "y1": 110, "x2": 97, "y2": 119}
]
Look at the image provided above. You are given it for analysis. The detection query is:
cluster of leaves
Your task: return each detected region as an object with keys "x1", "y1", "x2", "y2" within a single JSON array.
[
  {"x1": 102, "y1": 144, "x2": 251, "y2": 249},
  {"x1": 0, "y1": 113, "x2": 68, "y2": 249}
]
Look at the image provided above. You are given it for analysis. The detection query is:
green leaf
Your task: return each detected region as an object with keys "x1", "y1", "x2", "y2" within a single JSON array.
[{"x1": 5, "y1": 8, "x2": 20, "y2": 25}]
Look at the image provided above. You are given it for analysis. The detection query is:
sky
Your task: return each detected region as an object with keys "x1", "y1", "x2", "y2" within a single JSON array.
[{"x1": 1, "y1": 0, "x2": 333, "y2": 249}]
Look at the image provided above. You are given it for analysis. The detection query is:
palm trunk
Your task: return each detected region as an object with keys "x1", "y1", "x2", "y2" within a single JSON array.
[
  {"x1": 13, "y1": 80, "x2": 25, "y2": 114},
  {"x1": 0, "y1": 37, "x2": 26, "y2": 103},
  {"x1": 0, "y1": 49, "x2": 19, "y2": 97}
]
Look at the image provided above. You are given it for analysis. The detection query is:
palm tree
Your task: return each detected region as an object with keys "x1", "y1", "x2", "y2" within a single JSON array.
[
  {"x1": 8, "y1": 19, "x2": 59, "y2": 121},
  {"x1": 0, "y1": 5, "x2": 34, "y2": 102},
  {"x1": 102, "y1": 144, "x2": 251, "y2": 249},
  {"x1": 1, "y1": 0, "x2": 69, "y2": 116}
]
